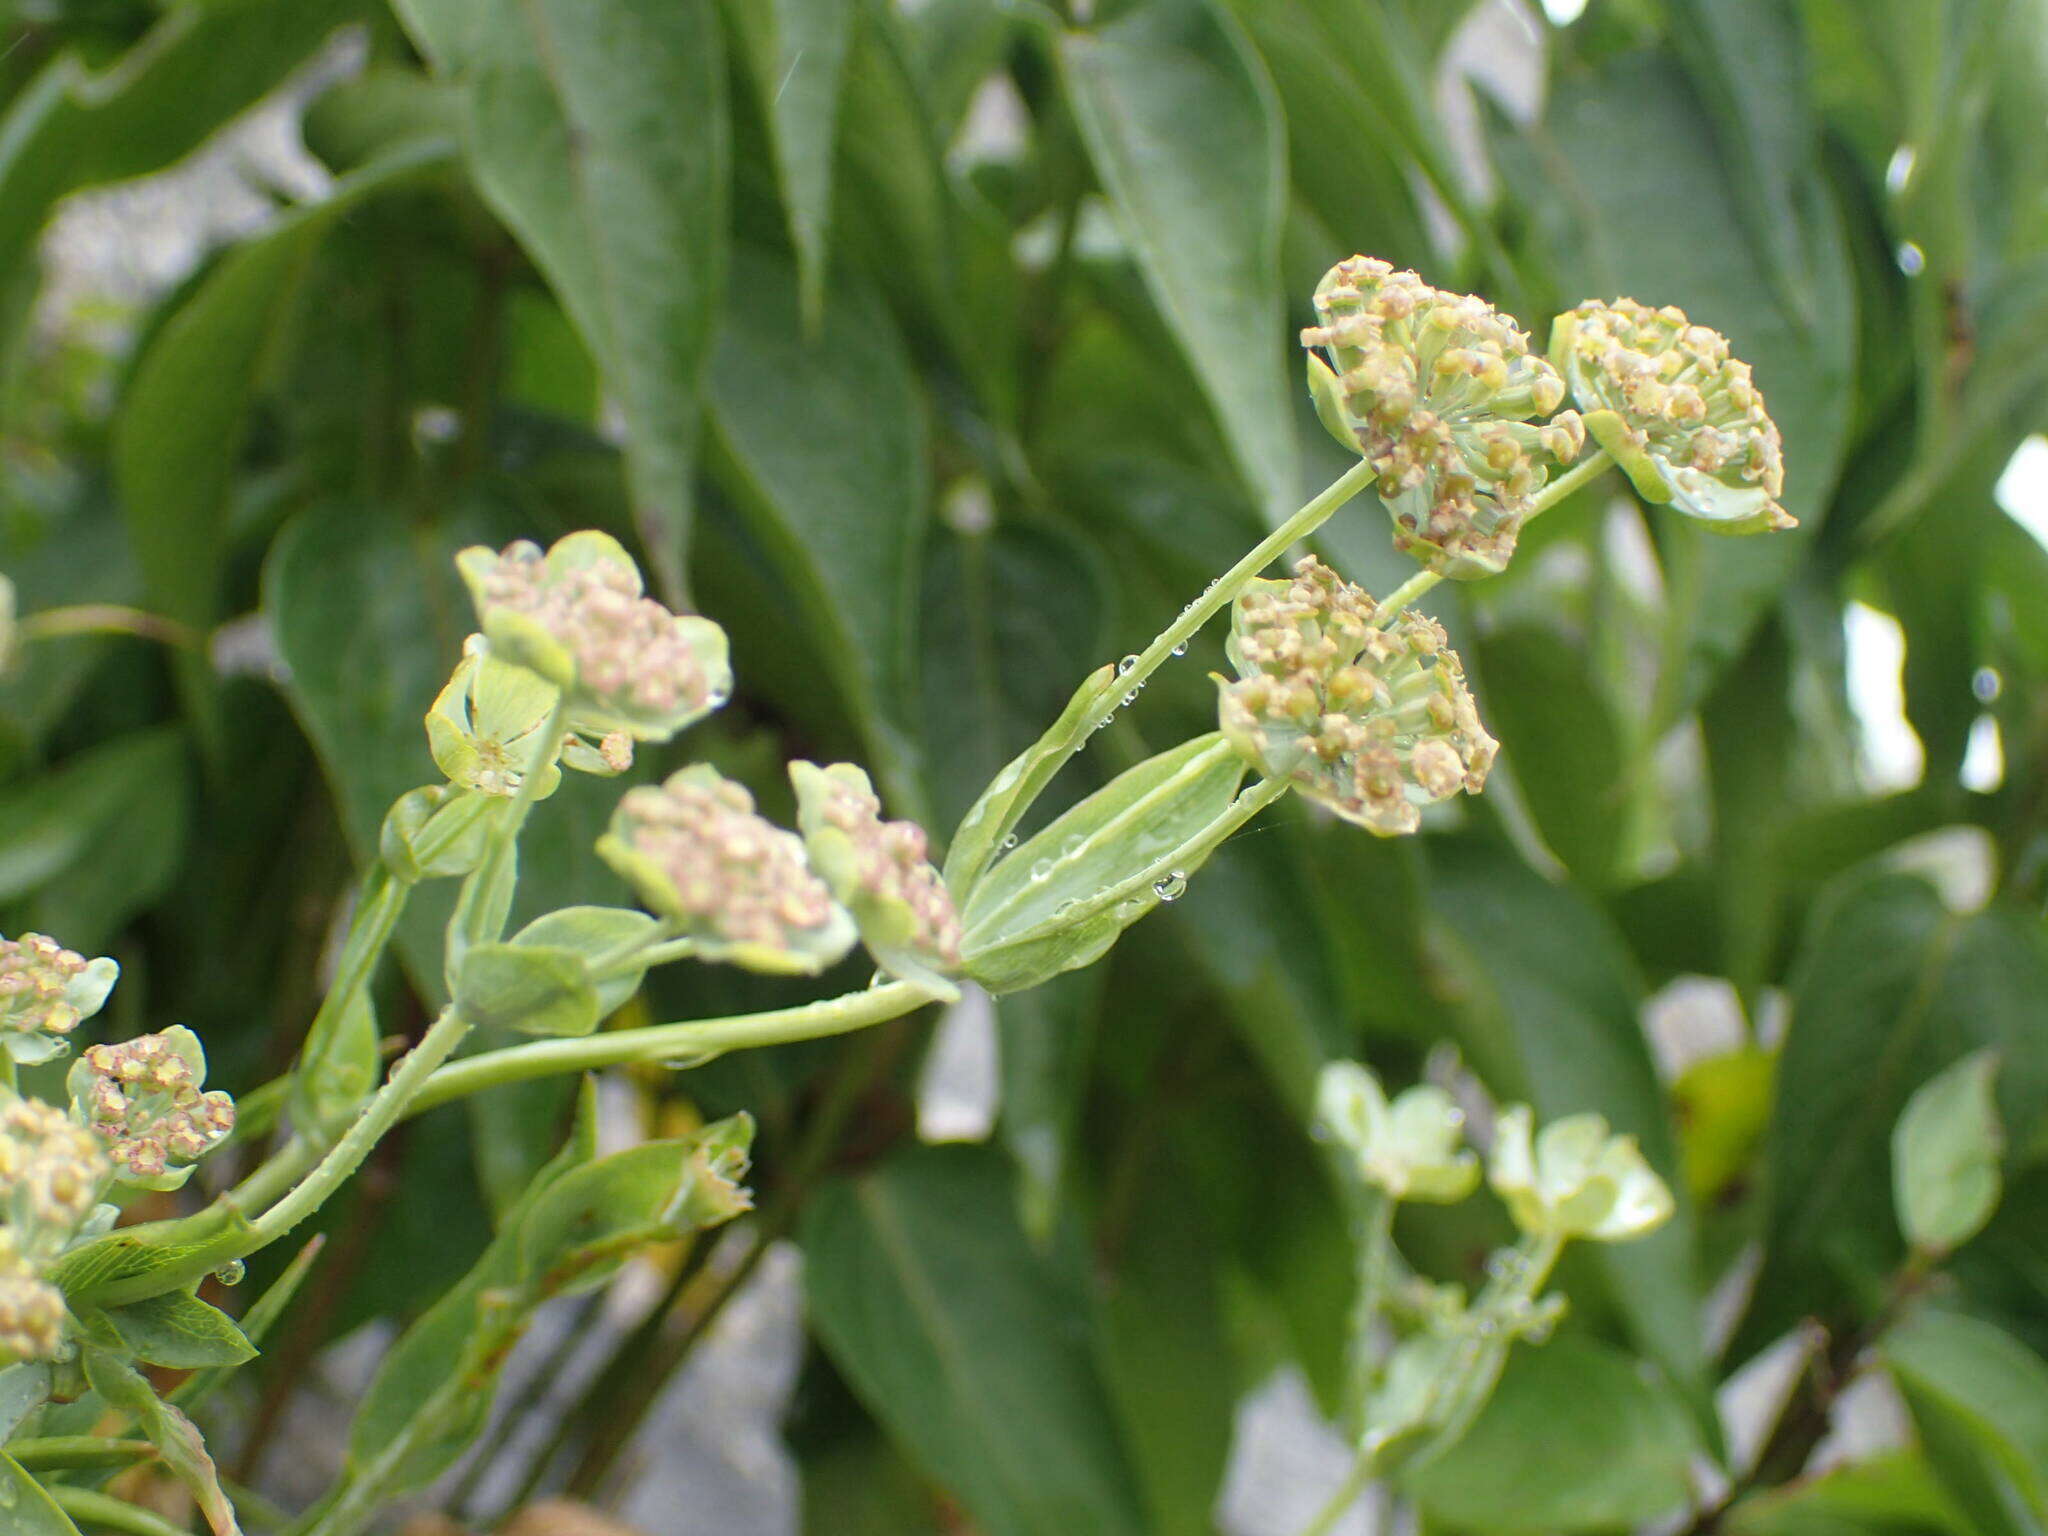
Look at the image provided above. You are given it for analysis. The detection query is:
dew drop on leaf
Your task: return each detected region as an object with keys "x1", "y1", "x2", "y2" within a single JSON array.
[
  {"x1": 1152, "y1": 870, "x2": 1188, "y2": 902},
  {"x1": 214, "y1": 1259, "x2": 247, "y2": 1286}
]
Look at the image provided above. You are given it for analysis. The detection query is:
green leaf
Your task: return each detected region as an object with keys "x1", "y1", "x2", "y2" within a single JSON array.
[
  {"x1": 1895, "y1": 1049, "x2": 2005, "y2": 1258},
  {"x1": 1402, "y1": 1338, "x2": 1699, "y2": 1534},
  {"x1": 52, "y1": 1205, "x2": 257, "y2": 1309},
  {"x1": 0, "y1": 0, "x2": 366, "y2": 300},
  {"x1": 0, "y1": 1455, "x2": 81, "y2": 1536},
  {"x1": 1882, "y1": 1309, "x2": 2048, "y2": 1536},
  {"x1": 722, "y1": 0, "x2": 854, "y2": 329},
  {"x1": 343, "y1": 1107, "x2": 752, "y2": 1499},
  {"x1": 706, "y1": 245, "x2": 928, "y2": 811},
  {"x1": 958, "y1": 734, "x2": 1248, "y2": 994},
  {"x1": 509, "y1": 905, "x2": 660, "y2": 1018},
  {"x1": 1724, "y1": 1451, "x2": 1972, "y2": 1536},
  {"x1": 115, "y1": 144, "x2": 453, "y2": 651},
  {"x1": 1521, "y1": 50, "x2": 1853, "y2": 713},
  {"x1": 1743, "y1": 878, "x2": 2048, "y2": 1357},
  {"x1": 1426, "y1": 838, "x2": 1712, "y2": 1444},
  {"x1": 998, "y1": 966, "x2": 1105, "y2": 1240},
  {"x1": 82, "y1": 1348, "x2": 240, "y2": 1536},
  {"x1": 454, "y1": 942, "x2": 600, "y2": 1037},
  {"x1": 0, "y1": 726, "x2": 188, "y2": 954},
  {"x1": 96, "y1": 1291, "x2": 257, "y2": 1371},
  {"x1": 394, "y1": 0, "x2": 728, "y2": 601},
  {"x1": 802, "y1": 1147, "x2": 1147, "y2": 1536},
  {"x1": 1474, "y1": 624, "x2": 1629, "y2": 889},
  {"x1": 1090, "y1": 1144, "x2": 1235, "y2": 1536},
  {"x1": 1061, "y1": 0, "x2": 1298, "y2": 525}
]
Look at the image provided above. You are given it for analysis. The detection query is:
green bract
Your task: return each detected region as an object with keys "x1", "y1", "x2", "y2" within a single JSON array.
[
  {"x1": 1316, "y1": 1061, "x2": 1479, "y2": 1203},
  {"x1": 790, "y1": 761, "x2": 961, "y2": 998},
  {"x1": 454, "y1": 531, "x2": 732, "y2": 742},
  {"x1": 426, "y1": 650, "x2": 566, "y2": 801},
  {"x1": 1488, "y1": 1106, "x2": 1674, "y2": 1243},
  {"x1": 1303, "y1": 255, "x2": 1584, "y2": 578},
  {"x1": 596, "y1": 765, "x2": 856, "y2": 976},
  {"x1": 1549, "y1": 298, "x2": 1792, "y2": 535},
  {"x1": 1216, "y1": 559, "x2": 1495, "y2": 835},
  {"x1": 0, "y1": 934, "x2": 118, "y2": 1066}
]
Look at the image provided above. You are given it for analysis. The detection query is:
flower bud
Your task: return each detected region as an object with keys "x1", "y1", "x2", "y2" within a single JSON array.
[
  {"x1": 455, "y1": 532, "x2": 732, "y2": 743},
  {"x1": 790, "y1": 762, "x2": 962, "y2": 995},
  {"x1": 1316, "y1": 1061, "x2": 1479, "y2": 1203},
  {"x1": 597, "y1": 766, "x2": 857, "y2": 976},
  {"x1": 1217, "y1": 559, "x2": 1496, "y2": 836},
  {"x1": 0, "y1": 1094, "x2": 106, "y2": 1247},
  {"x1": 71, "y1": 1027, "x2": 235, "y2": 1189},
  {"x1": 1303, "y1": 257, "x2": 1583, "y2": 578},
  {"x1": 0, "y1": 933, "x2": 118, "y2": 1065},
  {"x1": 1487, "y1": 1105, "x2": 1674, "y2": 1243},
  {"x1": 1549, "y1": 299, "x2": 1792, "y2": 534}
]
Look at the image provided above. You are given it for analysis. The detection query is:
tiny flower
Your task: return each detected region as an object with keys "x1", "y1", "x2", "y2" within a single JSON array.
[
  {"x1": 0, "y1": 933, "x2": 118, "y2": 1065},
  {"x1": 790, "y1": 762, "x2": 962, "y2": 997},
  {"x1": 1216, "y1": 558, "x2": 1496, "y2": 836},
  {"x1": 426, "y1": 650, "x2": 566, "y2": 800},
  {"x1": 68, "y1": 1027, "x2": 236, "y2": 1190},
  {"x1": 1488, "y1": 1105, "x2": 1675, "y2": 1243},
  {"x1": 0, "y1": 1242, "x2": 66, "y2": 1364},
  {"x1": 0, "y1": 1094, "x2": 107, "y2": 1249},
  {"x1": 1549, "y1": 298, "x2": 1792, "y2": 534},
  {"x1": 1317, "y1": 1060, "x2": 1479, "y2": 1203},
  {"x1": 455, "y1": 531, "x2": 732, "y2": 742},
  {"x1": 1303, "y1": 256, "x2": 1583, "y2": 578},
  {"x1": 597, "y1": 766, "x2": 857, "y2": 976}
]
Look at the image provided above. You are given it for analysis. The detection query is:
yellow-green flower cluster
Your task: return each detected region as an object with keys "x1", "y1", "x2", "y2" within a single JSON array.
[
  {"x1": 1550, "y1": 298, "x2": 1791, "y2": 534},
  {"x1": 0, "y1": 933, "x2": 118, "y2": 1065},
  {"x1": 456, "y1": 532, "x2": 731, "y2": 743},
  {"x1": 790, "y1": 762, "x2": 961, "y2": 995},
  {"x1": 75, "y1": 1030, "x2": 236, "y2": 1186},
  {"x1": 598, "y1": 766, "x2": 857, "y2": 975},
  {"x1": 0, "y1": 1096, "x2": 104, "y2": 1254},
  {"x1": 0, "y1": 1231, "x2": 65, "y2": 1364},
  {"x1": 1217, "y1": 558, "x2": 1496, "y2": 836},
  {"x1": 1304, "y1": 256, "x2": 1584, "y2": 578}
]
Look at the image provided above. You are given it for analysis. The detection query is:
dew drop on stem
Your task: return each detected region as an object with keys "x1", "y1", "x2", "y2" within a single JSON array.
[{"x1": 1152, "y1": 870, "x2": 1188, "y2": 902}]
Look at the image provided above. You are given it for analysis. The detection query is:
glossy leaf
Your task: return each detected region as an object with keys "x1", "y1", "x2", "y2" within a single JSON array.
[
  {"x1": 0, "y1": 1455, "x2": 81, "y2": 1536},
  {"x1": 1061, "y1": 0, "x2": 1298, "y2": 525},
  {"x1": 1882, "y1": 1309, "x2": 2048, "y2": 1536},
  {"x1": 95, "y1": 1290, "x2": 257, "y2": 1371},
  {"x1": 394, "y1": 0, "x2": 728, "y2": 601},
  {"x1": 1402, "y1": 1338, "x2": 1699, "y2": 1534},
  {"x1": 802, "y1": 1147, "x2": 1147, "y2": 1536},
  {"x1": 83, "y1": 1348, "x2": 241, "y2": 1536}
]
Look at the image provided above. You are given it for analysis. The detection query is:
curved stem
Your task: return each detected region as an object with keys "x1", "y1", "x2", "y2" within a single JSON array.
[
  {"x1": 407, "y1": 980, "x2": 936, "y2": 1118},
  {"x1": 15, "y1": 604, "x2": 203, "y2": 652},
  {"x1": 5, "y1": 1436, "x2": 154, "y2": 1470},
  {"x1": 1298, "y1": 1450, "x2": 1376, "y2": 1536}
]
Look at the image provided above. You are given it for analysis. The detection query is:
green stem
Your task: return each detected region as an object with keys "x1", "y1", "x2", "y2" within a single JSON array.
[
  {"x1": 47, "y1": 1487, "x2": 194, "y2": 1536},
  {"x1": 15, "y1": 604, "x2": 203, "y2": 651},
  {"x1": 1298, "y1": 1449, "x2": 1377, "y2": 1536},
  {"x1": 407, "y1": 980, "x2": 936, "y2": 1118},
  {"x1": 1343, "y1": 1190, "x2": 1397, "y2": 1432},
  {"x1": 447, "y1": 699, "x2": 566, "y2": 966},
  {"x1": 5, "y1": 1436, "x2": 154, "y2": 1470},
  {"x1": 294, "y1": 868, "x2": 409, "y2": 1137},
  {"x1": 1120, "y1": 458, "x2": 1379, "y2": 699}
]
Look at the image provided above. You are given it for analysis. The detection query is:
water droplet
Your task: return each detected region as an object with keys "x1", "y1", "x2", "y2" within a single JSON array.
[
  {"x1": 1097, "y1": 717, "x2": 1114, "y2": 731},
  {"x1": 707, "y1": 684, "x2": 732, "y2": 709},
  {"x1": 1061, "y1": 834, "x2": 1084, "y2": 857},
  {"x1": 214, "y1": 1259, "x2": 247, "y2": 1287},
  {"x1": 1000, "y1": 833, "x2": 1018, "y2": 850},
  {"x1": 1171, "y1": 640, "x2": 1189, "y2": 657},
  {"x1": 1118, "y1": 654, "x2": 1140, "y2": 674},
  {"x1": 1054, "y1": 899, "x2": 1079, "y2": 917},
  {"x1": 1030, "y1": 859, "x2": 1053, "y2": 882},
  {"x1": 1121, "y1": 691, "x2": 1139, "y2": 707},
  {"x1": 1152, "y1": 870, "x2": 1188, "y2": 902},
  {"x1": 1897, "y1": 240, "x2": 1926, "y2": 276}
]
